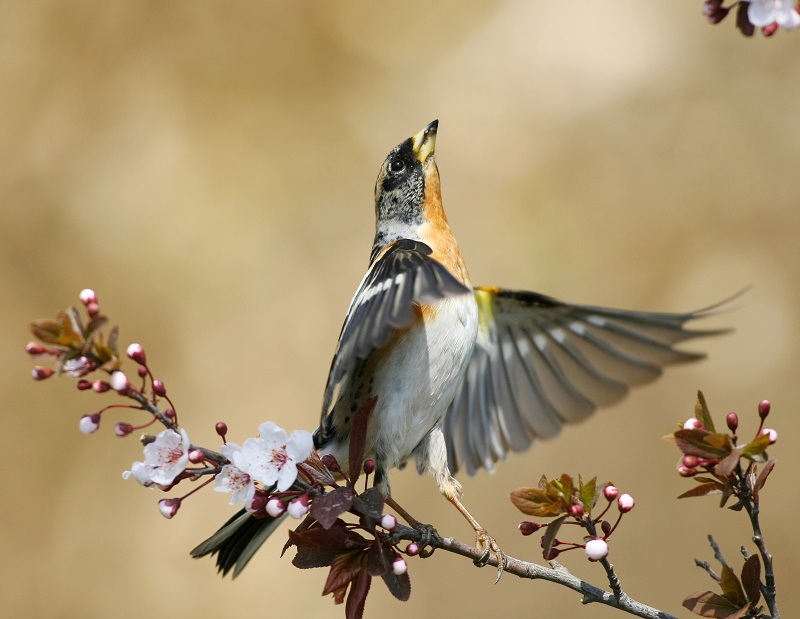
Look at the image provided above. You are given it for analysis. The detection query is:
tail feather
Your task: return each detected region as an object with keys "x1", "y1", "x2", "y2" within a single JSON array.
[{"x1": 191, "y1": 508, "x2": 287, "y2": 578}]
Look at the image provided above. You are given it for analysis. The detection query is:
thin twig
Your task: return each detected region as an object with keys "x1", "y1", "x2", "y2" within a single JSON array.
[
  {"x1": 390, "y1": 525, "x2": 678, "y2": 619},
  {"x1": 693, "y1": 559, "x2": 721, "y2": 583}
]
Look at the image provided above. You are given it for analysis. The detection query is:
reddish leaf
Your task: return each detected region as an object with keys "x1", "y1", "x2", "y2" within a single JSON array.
[
  {"x1": 509, "y1": 487, "x2": 568, "y2": 517},
  {"x1": 678, "y1": 482, "x2": 725, "y2": 500},
  {"x1": 323, "y1": 551, "x2": 363, "y2": 599},
  {"x1": 719, "y1": 474, "x2": 736, "y2": 508},
  {"x1": 682, "y1": 591, "x2": 744, "y2": 618},
  {"x1": 311, "y1": 487, "x2": 356, "y2": 530},
  {"x1": 541, "y1": 514, "x2": 566, "y2": 560},
  {"x1": 298, "y1": 454, "x2": 337, "y2": 486},
  {"x1": 720, "y1": 564, "x2": 747, "y2": 607},
  {"x1": 713, "y1": 447, "x2": 742, "y2": 477},
  {"x1": 64, "y1": 307, "x2": 85, "y2": 340},
  {"x1": 345, "y1": 564, "x2": 372, "y2": 619},
  {"x1": 741, "y1": 433, "x2": 770, "y2": 461},
  {"x1": 29, "y1": 319, "x2": 62, "y2": 345},
  {"x1": 740, "y1": 555, "x2": 761, "y2": 606},
  {"x1": 675, "y1": 429, "x2": 733, "y2": 459},
  {"x1": 289, "y1": 520, "x2": 369, "y2": 554},
  {"x1": 695, "y1": 390, "x2": 716, "y2": 433},
  {"x1": 381, "y1": 566, "x2": 411, "y2": 601},
  {"x1": 106, "y1": 325, "x2": 120, "y2": 358},
  {"x1": 352, "y1": 487, "x2": 384, "y2": 520},
  {"x1": 753, "y1": 458, "x2": 776, "y2": 497},
  {"x1": 83, "y1": 314, "x2": 108, "y2": 345},
  {"x1": 365, "y1": 540, "x2": 388, "y2": 577},
  {"x1": 349, "y1": 397, "x2": 376, "y2": 488}
]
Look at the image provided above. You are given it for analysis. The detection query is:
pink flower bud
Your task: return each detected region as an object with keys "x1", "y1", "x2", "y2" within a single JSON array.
[
  {"x1": 85, "y1": 302, "x2": 100, "y2": 317},
  {"x1": 79, "y1": 289, "x2": 98, "y2": 306},
  {"x1": 287, "y1": 496, "x2": 309, "y2": 519},
  {"x1": 603, "y1": 485, "x2": 619, "y2": 501},
  {"x1": 77, "y1": 380, "x2": 92, "y2": 390},
  {"x1": 600, "y1": 520, "x2": 612, "y2": 536},
  {"x1": 381, "y1": 514, "x2": 397, "y2": 531},
  {"x1": 683, "y1": 417, "x2": 705, "y2": 430},
  {"x1": 114, "y1": 422, "x2": 134, "y2": 437},
  {"x1": 137, "y1": 366, "x2": 148, "y2": 378},
  {"x1": 188, "y1": 449, "x2": 205, "y2": 464},
  {"x1": 109, "y1": 371, "x2": 128, "y2": 392},
  {"x1": 126, "y1": 343, "x2": 147, "y2": 366},
  {"x1": 152, "y1": 380, "x2": 166, "y2": 397},
  {"x1": 617, "y1": 494, "x2": 635, "y2": 512},
  {"x1": 79, "y1": 413, "x2": 101, "y2": 434},
  {"x1": 725, "y1": 412, "x2": 738, "y2": 433},
  {"x1": 584, "y1": 538, "x2": 609, "y2": 561},
  {"x1": 543, "y1": 547, "x2": 561, "y2": 560},
  {"x1": 761, "y1": 428, "x2": 777, "y2": 444},
  {"x1": 518, "y1": 521, "x2": 541, "y2": 536},
  {"x1": 406, "y1": 542, "x2": 420, "y2": 556},
  {"x1": 758, "y1": 400, "x2": 771, "y2": 419},
  {"x1": 392, "y1": 557, "x2": 408, "y2": 575},
  {"x1": 363, "y1": 459, "x2": 375, "y2": 475},
  {"x1": 266, "y1": 498, "x2": 286, "y2": 517},
  {"x1": 92, "y1": 380, "x2": 110, "y2": 393},
  {"x1": 569, "y1": 503, "x2": 585, "y2": 519},
  {"x1": 31, "y1": 366, "x2": 54, "y2": 380},
  {"x1": 763, "y1": 22, "x2": 779, "y2": 36},
  {"x1": 158, "y1": 498, "x2": 181, "y2": 519},
  {"x1": 164, "y1": 408, "x2": 176, "y2": 420},
  {"x1": 322, "y1": 454, "x2": 341, "y2": 473},
  {"x1": 682, "y1": 455, "x2": 699, "y2": 468},
  {"x1": 678, "y1": 466, "x2": 697, "y2": 477},
  {"x1": 26, "y1": 341, "x2": 46, "y2": 355},
  {"x1": 215, "y1": 422, "x2": 228, "y2": 438}
]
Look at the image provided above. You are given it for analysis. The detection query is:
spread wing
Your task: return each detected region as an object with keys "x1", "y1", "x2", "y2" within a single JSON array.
[
  {"x1": 444, "y1": 287, "x2": 731, "y2": 476},
  {"x1": 319, "y1": 239, "x2": 470, "y2": 435}
]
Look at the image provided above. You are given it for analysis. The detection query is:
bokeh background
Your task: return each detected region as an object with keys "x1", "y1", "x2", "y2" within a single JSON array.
[{"x1": 2, "y1": 2, "x2": 798, "y2": 618}]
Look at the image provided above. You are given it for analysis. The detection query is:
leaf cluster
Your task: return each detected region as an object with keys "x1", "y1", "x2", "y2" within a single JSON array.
[{"x1": 684, "y1": 555, "x2": 762, "y2": 618}]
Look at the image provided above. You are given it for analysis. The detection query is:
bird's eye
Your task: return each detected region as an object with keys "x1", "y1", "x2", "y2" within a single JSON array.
[{"x1": 389, "y1": 159, "x2": 405, "y2": 173}]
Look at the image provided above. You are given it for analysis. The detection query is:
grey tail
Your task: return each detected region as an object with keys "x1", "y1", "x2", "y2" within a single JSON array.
[{"x1": 190, "y1": 506, "x2": 287, "y2": 578}]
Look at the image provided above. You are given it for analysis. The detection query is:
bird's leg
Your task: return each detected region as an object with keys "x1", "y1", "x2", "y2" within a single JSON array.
[
  {"x1": 447, "y1": 494, "x2": 507, "y2": 583},
  {"x1": 385, "y1": 496, "x2": 439, "y2": 558}
]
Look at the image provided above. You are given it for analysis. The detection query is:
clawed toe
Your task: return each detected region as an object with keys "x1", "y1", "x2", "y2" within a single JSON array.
[
  {"x1": 474, "y1": 529, "x2": 507, "y2": 583},
  {"x1": 413, "y1": 522, "x2": 439, "y2": 558}
]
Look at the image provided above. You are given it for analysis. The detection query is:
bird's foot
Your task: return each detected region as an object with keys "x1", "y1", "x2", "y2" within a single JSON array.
[
  {"x1": 412, "y1": 521, "x2": 440, "y2": 558},
  {"x1": 473, "y1": 529, "x2": 507, "y2": 583}
]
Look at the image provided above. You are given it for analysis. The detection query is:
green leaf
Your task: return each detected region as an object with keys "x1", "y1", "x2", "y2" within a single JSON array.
[
  {"x1": 720, "y1": 565, "x2": 747, "y2": 607},
  {"x1": 578, "y1": 475, "x2": 597, "y2": 511},
  {"x1": 674, "y1": 429, "x2": 733, "y2": 459},
  {"x1": 542, "y1": 514, "x2": 566, "y2": 560},
  {"x1": 740, "y1": 555, "x2": 761, "y2": 606},
  {"x1": 741, "y1": 433, "x2": 770, "y2": 461},
  {"x1": 695, "y1": 390, "x2": 716, "y2": 433},
  {"x1": 682, "y1": 591, "x2": 744, "y2": 618},
  {"x1": 677, "y1": 482, "x2": 724, "y2": 500}
]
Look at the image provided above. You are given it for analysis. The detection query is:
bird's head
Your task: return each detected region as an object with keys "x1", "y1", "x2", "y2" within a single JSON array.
[{"x1": 372, "y1": 120, "x2": 443, "y2": 257}]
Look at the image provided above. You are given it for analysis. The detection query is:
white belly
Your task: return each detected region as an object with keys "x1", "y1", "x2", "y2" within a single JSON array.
[{"x1": 365, "y1": 293, "x2": 479, "y2": 471}]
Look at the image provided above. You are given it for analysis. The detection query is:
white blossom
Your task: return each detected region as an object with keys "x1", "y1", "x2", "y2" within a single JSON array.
[
  {"x1": 109, "y1": 371, "x2": 128, "y2": 391},
  {"x1": 214, "y1": 464, "x2": 256, "y2": 506},
  {"x1": 63, "y1": 356, "x2": 92, "y2": 378},
  {"x1": 137, "y1": 428, "x2": 191, "y2": 485},
  {"x1": 748, "y1": 0, "x2": 800, "y2": 29},
  {"x1": 123, "y1": 461, "x2": 155, "y2": 487},
  {"x1": 239, "y1": 422, "x2": 313, "y2": 491},
  {"x1": 79, "y1": 414, "x2": 100, "y2": 434}
]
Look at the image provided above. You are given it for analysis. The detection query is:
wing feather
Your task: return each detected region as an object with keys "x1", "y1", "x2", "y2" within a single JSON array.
[
  {"x1": 320, "y1": 239, "x2": 470, "y2": 436},
  {"x1": 445, "y1": 287, "x2": 732, "y2": 475}
]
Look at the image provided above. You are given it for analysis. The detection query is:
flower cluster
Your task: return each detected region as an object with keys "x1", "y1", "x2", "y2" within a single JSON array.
[
  {"x1": 28, "y1": 292, "x2": 417, "y2": 619},
  {"x1": 510, "y1": 474, "x2": 635, "y2": 563},
  {"x1": 702, "y1": 0, "x2": 800, "y2": 37}
]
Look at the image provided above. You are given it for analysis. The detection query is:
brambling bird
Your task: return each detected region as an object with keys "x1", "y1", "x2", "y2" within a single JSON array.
[{"x1": 192, "y1": 120, "x2": 726, "y2": 578}]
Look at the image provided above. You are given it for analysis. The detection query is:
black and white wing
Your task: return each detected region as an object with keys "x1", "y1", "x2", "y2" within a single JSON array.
[
  {"x1": 444, "y1": 287, "x2": 731, "y2": 476},
  {"x1": 319, "y1": 239, "x2": 470, "y2": 435}
]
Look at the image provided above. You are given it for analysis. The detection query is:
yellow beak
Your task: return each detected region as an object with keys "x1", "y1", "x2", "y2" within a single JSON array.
[{"x1": 411, "y1": 119, "x2": 438, "y2": 163}]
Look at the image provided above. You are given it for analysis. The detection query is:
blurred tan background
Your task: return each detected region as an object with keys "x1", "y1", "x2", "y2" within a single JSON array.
[{"x1": 3, "y1": 2, "x2": 799, "y2": 618}]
